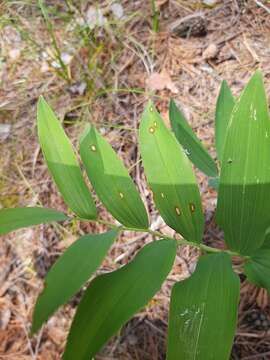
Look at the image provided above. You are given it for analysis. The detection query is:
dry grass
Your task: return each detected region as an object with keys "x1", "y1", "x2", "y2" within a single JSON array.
[{"x1": 0, "y1": 0, "x2": 270, "y2": 359}]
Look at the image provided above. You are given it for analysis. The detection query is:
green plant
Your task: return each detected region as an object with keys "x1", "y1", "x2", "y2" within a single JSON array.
[{"x1": 1, "y1": 70, "x2": 270, "y2": 359}]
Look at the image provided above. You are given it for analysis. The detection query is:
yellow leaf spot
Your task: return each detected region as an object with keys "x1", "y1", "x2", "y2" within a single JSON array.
[
  {"x1": 150, "y1": 106, "x2": 153, "y2": 112},
  {"x1": 149, "y1": 127, "x2": 155, "y2": 134},
  {"x1": 90, "y1": 145, "x2": 96, "y2": 152},
  {"x1": 189, "y1": 203, "x2": 195, "y2": 213},
  {"x1": 161, "y1": 192, "x2": 165, "y2": 198},
  {"x1": 175, "y1": 207, "x2": 181, "y2": 216},
  {"x1": 154, "y1": 121, "x2": 157, "y2": 128},
  {"x1": 119, "y1": 192, "x2": 124, "y2": 199}
]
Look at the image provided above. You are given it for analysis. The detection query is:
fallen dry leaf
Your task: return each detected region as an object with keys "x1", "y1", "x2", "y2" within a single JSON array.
[{"x1": 146, "y1": 70, "x2": 179, "y2": 94}]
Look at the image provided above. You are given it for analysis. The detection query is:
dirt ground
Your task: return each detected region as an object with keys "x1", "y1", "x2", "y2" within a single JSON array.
[{"x1": 0, "y1": 1, "x2": 270, "y2": 359}]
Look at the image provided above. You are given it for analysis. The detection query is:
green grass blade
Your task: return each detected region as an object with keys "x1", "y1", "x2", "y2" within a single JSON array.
[
  {"x1": 80, "y1": 125, "x2": 149, "y2": 229},
  {"x1": 63, "y1": 239, "x2": 176, "y2": 360},
  {"x1": 139, "y1": 101, "x2": 204, "y2": 243},
  {"x1": 169, "y1": 99, "x2": 218, "y2": 177},
  {"x1": 216, "y1": 71, "x2": 270, "y2": 255},
  {"x1": 244, "y1": 248, "x2": 270, "y2": 292},
  {"x1": 167, "y1": 253, "x2": 240, "y2": 360},
  {"x1": 37, "y1": 96, "x2": 96, "y2": 219},
  {"x1": 0, "y1": 207, "x2": 68, "y2": 235},
  {"x1": 215, "y1": 81, "x2": 235, "y2": 161},
  {"x1": 32, "y1": 229, "x2": 119, "y2": 334}
]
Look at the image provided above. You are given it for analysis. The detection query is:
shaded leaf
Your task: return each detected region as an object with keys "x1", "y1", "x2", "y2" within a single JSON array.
[
  {"x1": 216, "y1": 71, "x2": 270, "y2": 254},
  {"x1": 0, "y1": 207, "x2": 67, "y2": 235},
  {"x1": 215, "y1": 80, "x2": 235, "y2": 161},
  {"x1": 244, "y1": 249, "x2": 270, "y2": 292},
  {"x1": 37, "y1": 96, "x2": 96, "y2": 219},
  {"x1": 32, "y1": 229, "x2": 119, "y2": 334},
  {"x1": 139, "y1": 101, "x2": 204, "y2": 243},
  {"x1": 80, "y1": 125, "x2": 148, "y2": 229},
  {"x1": 167, "y1": 253, "x2": 240, "y2": 360},
  {"x1": 64, "y1": 239, "x2": 176, "y2": 360},
  {"x1": 169, "y1": 99, "x2": 218, "y2": 177}
]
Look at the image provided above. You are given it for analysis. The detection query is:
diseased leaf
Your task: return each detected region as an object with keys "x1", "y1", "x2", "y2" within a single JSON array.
[
  {"x1": 64, "y1": 239, "x2": 176, "y2": 360},
  {"x1": 0, "y1": 207, "x2": 67, "y2": 235},
  {"x1": 169, "y1": 99, "x2": 218, "y2": 177},
  {"x1": 80, "y1": 125, "x2": 148, "y2": 229},
  {"x1": 139, "y1": 101, "x2": 204, "y2": 243},
  {"x1": 208, "y1": 177, "x2": 219, "y2": 190},
  {"x1": 244, "y1": 248, "x2": 270, "y2": 292},
  {"x1": 215, "y1": 80, "x2": 235, "y2": 161},
  {"x1": 32, "y1": 229, "x2": 119, "y2": 334},
  {"x1": 167, "y1": 253, "x2": 240, "y2": 360},
  {"x1": 216, "y1": 71, "x2": 270, "y2": 254},
  {"x1": 37, "y1": 96, "x2": 96, "y2": 219}
]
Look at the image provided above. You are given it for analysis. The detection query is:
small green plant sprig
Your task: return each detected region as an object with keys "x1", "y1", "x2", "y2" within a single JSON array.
[{"x1": 1, "y1": 71, "x2": 270, "y2": 359}]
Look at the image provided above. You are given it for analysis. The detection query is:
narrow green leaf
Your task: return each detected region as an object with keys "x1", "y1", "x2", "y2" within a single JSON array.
[
  {"x1": 167, "y1": 253, "x2": 240, "y2": 360},
  {"x1": 216, "y1": 71, "x2": 270, "y2": 254},
  {"x1": 37, "y1": 96, "x2": 96, "y2": 219},
  {"x1": 32, "y1": 229, "x2": 118, "y2": 334},
  {"x1": 139, "y1": 101, "x2": 204, "y2": 243},
  {"x1": 244, "y1": 249, "x2": 270, "y2": 291},
  {"x1": 80, "y1": 125, "x2": 149, "y2": 229},
  {"x1": 215, "y1": 80, "x2": 235, "y2": 161},
  {"x1": 169, "y1": 99, "x2": 218, "y2": 177},
  {"x1": 64, "y1": 239, "x2": 176, "y2": 360},
  {"x1": 0, "y1": 207, "x2": 67, "y2": 235}
]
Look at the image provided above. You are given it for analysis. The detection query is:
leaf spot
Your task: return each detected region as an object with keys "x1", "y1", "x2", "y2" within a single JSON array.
[
  {"x1": 189, "y1": 203, "x2": 196, "y2": 213},
  {"x1": 150, "y1": 106, "x2": 153, "y2": 112},
  {"x1": 161, "y1": 192, "x2": 165, "y2": 198},
  {"x1": 227, "y1": 158, "x2": 233, "y2": 164},
  {"x1": 175, "y1": 206, "x2": 181, "y2": 216},
  {"x1": 149, "y1": 127, "x2": 155, "y2": 134},
  {"x1": 154, "y1": 121, "x2": 157, "y2": 128},
  {"x1": 119, "y1": 192, "x2": 124, "y2": 199},
  {"x1": 90, "y1": 144, "x2": 97, "y2": 152}
]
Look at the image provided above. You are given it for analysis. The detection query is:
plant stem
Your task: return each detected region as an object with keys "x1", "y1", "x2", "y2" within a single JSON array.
[
  {"x1": 74, "y1": 216, "x2": 248, "y2": 259},
  {"x1": 151, "y1": 0, "x2": 159, "y2": 33}
]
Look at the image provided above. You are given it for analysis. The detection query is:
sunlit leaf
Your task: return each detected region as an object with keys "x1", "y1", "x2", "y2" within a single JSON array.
[
  {"x1": 0, "y1": 207, "x2": 67, "y2": 235},
  {"x1": 216, "y1": 71, "x2": 270, "y2": 254},
  {"x1": 169, "y1": 99, "x2": 218, "y2": 177},
  {"x1": 64, "y1": 239, "x2": 176, "y2": 360},
  {"x1": 215, "y1": 80, "x2": 235, "y2": 161},
  {"x1": 139, "y1": 101, "x2": 204, "y2": 243},
  {"x1": 32, "y1": 229, "x2": 119, "y2": 334},
  {"x1": 37, "y1": 96, "x2": 96, "y2": 219},
  {"x1": 244, "y1": 248, "x2": 270, "y2": 292},
  {"x1": 80, "y1": 125, "x2": 149, "y2": 229},
  {"x1": 167, "y1": 253, "x2": 240, "y2": 360}
]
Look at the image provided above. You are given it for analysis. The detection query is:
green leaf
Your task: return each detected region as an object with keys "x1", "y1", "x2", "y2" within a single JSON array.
[
  {"x1": 169, "y1": 99, "x2": 218, "y2": 177},
  {"x1": 32, "y1": 229, "x2": 118, "y2": 334},
  {"x1": 139, "y1": 101, "x2": 204, "y2": 243},
  {"x1": 0, "y1": 207, "x2": 68, "y2": 235},
  {"x1": 244, "y1": 248, "x2": 270, "y2": 291},
  {"x1": 167, "y1": 253, "x2": 240, "y2": 360},
  {"x1": 80, "y1": 125, "x2": 149, "y2": 229},
  {"x1": 216, "y1": 71, "x2": 270, "y2": 254},
  {"x1": 215, "y1": 81, "x2": 235, "y2": 161},
  {"x1": 37, "y1": 96, "x2": 96, "y2": 219},
  {"x1": 63, "y1": 239, "x2": 176, "y2": 360}
]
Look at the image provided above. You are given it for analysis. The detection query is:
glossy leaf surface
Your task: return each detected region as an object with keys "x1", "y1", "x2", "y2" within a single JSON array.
[
  {"x1": 64, "y1": 239, "x2": 176, "y2": 360},
  {"x1": 167, "y1": 253, "x2": 240, "y2": 360},
  {"x1": 169, "y1": 99, "x2": 218, "y2": 177},
  {"x1": 139, "y1": 101, "x2": 204, "y2": 243},
  {"x1": 244, "y1": 248, "x2": 270, "y2": 291},
  {"x1": 216, "y1": 72, "x2": 270, "y2": 254},
  {"x1": 32, "y1": 229, "x2": 119, "y2": 334},
  {"x1": 215, "y1": 80, "x2": 235, "y2": 161},
  {"x1": 80, "y1": 125, "x2": 148, "y2": 229},
  {"x1": 37, "y1": 96, "x2": 96, "y2": 219},
  {"x1": 0, "y1": 207, "x2": 67, "y2": 235}
]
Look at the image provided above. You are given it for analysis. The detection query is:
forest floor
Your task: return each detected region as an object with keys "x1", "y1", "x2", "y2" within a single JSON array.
[{"x1": 0, "y1": 1, "x2": 270, "y2": 359}]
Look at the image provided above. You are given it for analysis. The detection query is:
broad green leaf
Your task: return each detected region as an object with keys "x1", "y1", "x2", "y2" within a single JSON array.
[
  {"x1": 32, "y1": 229, "x2": 118, "y2": 334},
  {"x1": 64, "y1": 239, "x2": 176, "y2": 360},
  {"x1": 244, "y1": 248, "x2": 270, "y2": 291},
  {"x1": 0, "y1": 207, "x2": 67, "y2": 235},
  {"x1": 80, "y1": 125, "x2": 148, "y2": 229},
  {"x1": 262, "y1": 228, "x2": 270, "y2": 248},
  {"x1": 167, "y1": 253, "x2": 240, "y2": 360},
  {"x1": 37, "y1": 96, "x2": 96, "y2": 219},
  {"x1": 215, "y1": 80, "x2": 235, "y2": 161},
  {"x1": 139, "y1": 101, "x2": 204, "y2": 243},
  {"x1": 216, "y1": 71, "x2": 270, "y2": 255},
  {"x1": 169, "y1": 99, "x2": 218, "y2": 177}
]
